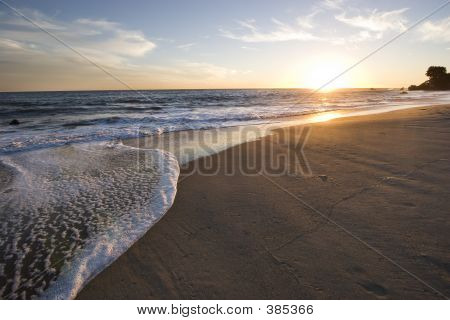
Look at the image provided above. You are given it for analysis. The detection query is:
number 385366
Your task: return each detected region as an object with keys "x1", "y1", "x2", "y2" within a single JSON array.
[{"x1": 266, "y1": 304, "x2": 313, "y2": 315}]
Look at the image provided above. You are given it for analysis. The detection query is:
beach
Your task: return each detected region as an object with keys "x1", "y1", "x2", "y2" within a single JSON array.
[{"x1": 77, "y1": 104, "x2": 450, "y2": 299}]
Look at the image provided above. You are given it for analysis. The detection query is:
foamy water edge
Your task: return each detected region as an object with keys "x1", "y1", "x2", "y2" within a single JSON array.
[{"x1": 41, "y1": 146, "x2": 180, "y2": 299}]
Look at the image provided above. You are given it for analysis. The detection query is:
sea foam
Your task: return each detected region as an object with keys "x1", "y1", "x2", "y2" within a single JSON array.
[{"x1": 0, "y1": 142, "x2": 179, "y2": 299}]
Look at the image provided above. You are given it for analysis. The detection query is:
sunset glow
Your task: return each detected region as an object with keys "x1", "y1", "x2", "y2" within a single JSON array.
[
  {"x1": 304, "y1": 60, "x2": 350, "y2": 91},
  {"x1": 0, "y1": 1, "x2": 449, "y2": 91}
]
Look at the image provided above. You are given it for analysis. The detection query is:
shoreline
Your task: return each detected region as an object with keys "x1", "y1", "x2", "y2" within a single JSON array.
[
  {"x1": 77, "y1": 104, "x2": 450, "y2": 299},
  {"x1": 122, "y1": 103, "x2": 450, "y2": 166},
  {"x1": 2, "y1": 98, "x2": 449, "y2": 156}
]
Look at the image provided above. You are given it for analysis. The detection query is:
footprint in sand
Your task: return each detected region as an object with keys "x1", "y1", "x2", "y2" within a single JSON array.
[{"x1": 358, "y1": 281, "x2": 388, "y2": 297}]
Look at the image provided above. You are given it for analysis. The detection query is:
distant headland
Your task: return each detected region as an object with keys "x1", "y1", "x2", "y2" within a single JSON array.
[{"x1": 409, "y1": 66, "x2": 450, "y2": 91}]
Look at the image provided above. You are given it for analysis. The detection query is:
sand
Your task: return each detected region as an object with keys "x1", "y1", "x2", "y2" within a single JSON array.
[{"x1": 77, "y1": 105, "x2": 450, "y2": 299}]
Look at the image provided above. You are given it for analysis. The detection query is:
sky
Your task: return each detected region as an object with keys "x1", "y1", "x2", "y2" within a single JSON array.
[{"x1": 0, "y1": 0, "x2": 449, "y2": 91}]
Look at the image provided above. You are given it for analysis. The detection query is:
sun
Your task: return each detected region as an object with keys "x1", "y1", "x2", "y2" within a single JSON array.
[{"x1": 303, "y1": 60, "x2": 351, "y2": 91}]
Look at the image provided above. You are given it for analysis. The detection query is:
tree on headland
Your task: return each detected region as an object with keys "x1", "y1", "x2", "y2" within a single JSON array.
[
  {"x1": 426, "y1": 66, "x2": 447, "y2": 79},
  {"x1": 409, "y1": 66, "x2": 450, "y2": 90}
]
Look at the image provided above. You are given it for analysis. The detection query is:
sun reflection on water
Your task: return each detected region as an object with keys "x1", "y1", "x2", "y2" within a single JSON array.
[{"x1": 311, "y1": 112, "x2": 340, "y2": 123}]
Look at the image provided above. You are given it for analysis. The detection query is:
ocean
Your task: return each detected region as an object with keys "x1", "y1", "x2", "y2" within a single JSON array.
[
  {"x1": 0, "y1": 88, "x2": 449, "y2": 299},
  {"x1": 2, "y1": 88, "x2": 450, "y2": 154}
]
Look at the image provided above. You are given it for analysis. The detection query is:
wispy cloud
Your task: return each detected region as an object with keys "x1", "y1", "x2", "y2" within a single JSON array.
[
  {"x1": 321, "y1": 0, "x2": 345, "y2": 10},
  {"x1": 220, "y1": 18, "x2": 319, "y2": 43},
  {"x1": 0, "y1": 8, "x2": 66, "y2": 30},
  {"x1": 335, "y1": 8, "x2": 408, "y2": 33},
  {"x1": 76, "y1": 18, "x2": 120, "y2": 31},
  {"x1": 221, "y1": 3, "x2": 411, "y2": 45},
  {"x1": 296, "y1": 10, "x2": 321, "y2": 29},
  {"x1": 177, "y1": 42, "x2": 196, "y2": 50},
  {"x1": 0, "y1": 37, "x2": 31, "y2": 50},
  {"x1": 71, "y1": 18, "x2": 156, "y2": 59},
  {"x1": 0, "y1": 9, "x2": 156, "y2": 67},
  {"x1": 241, "y1": 46, "x2": 258, "y2": 51},
  {"x1": 418, "y1": 17, "x2": 450, "y2": 43},
  {"x1": 176, "y1": 61, "x2": 237, "y2": 79}
]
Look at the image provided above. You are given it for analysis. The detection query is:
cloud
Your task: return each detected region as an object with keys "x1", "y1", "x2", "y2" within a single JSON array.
[
  {"x1": 0, "y1": 42, "x2": 242, "y2": 90},
  {"x1": 177, "y1": 42, "x2": 196, "y2": 50},
  {"x1": 321, "y1": 0, "x2": 345, "y2": 10},
  {"x1": 100, "y1": 30, "x2": 156, "y2": 57},
  {"x1": 75, "y1": 18, "x2": 120, "y2": 31},
  {"x1": 220, "y1": 4, "x2": 410, "y2": 45},
  {"x1": 296, "y1": 10, "x2": 321, "y2": 29},
  {"x1": 241, "y1": 46, "x2": 258, "y2": 51},
  {"x1": 0, "y1": 38, "x2": 27, "y2": 50},
  {"x1": 335, "y1": 8, "x2": 408, "y2": 33},
  {"x1": 73, "y1": 18, "x2": 156, "y2": 59},
  {"x1": 176, "y1": 61, "x2": 237, "y2": 79},
  {"x1": 0, "y1": 9, "x2": 66, "y2": 30},
  {"x1": 0, "y1": 9, "x2": 156, "y2": 68},
  {"x1": 418, "y1": 17, "x2": 450, "y2": 43},
  {"x1": 0, "y1": 9, "x2": 243, "y2": 90},
  {"x1": 220, "y1": 18, "x2": 319, "y2": 43}
]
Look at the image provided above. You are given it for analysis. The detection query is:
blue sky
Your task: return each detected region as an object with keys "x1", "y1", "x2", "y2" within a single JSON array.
[{"x1": 0, "y1": 0, "x2": 449, "y2": 91}]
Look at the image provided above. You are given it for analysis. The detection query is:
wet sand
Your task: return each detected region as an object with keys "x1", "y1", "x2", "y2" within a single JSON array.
[{"x1": 78, "y1": 105, "x2": 450, "y2": 299}]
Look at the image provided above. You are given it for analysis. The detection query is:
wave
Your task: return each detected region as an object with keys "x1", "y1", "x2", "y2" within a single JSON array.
[
  {"x1": 113, "y1": 98, "x2": 149, "y2": 104},
  {"x1": 62, "y1": 116, "x2": 123, "y2": 127},
  {"x1": 0, "y1": 101, "x2": 57, "y2": 107},
  {"x1": 0, "y1": 106, "x2": 92, "y2": 116},
  {"x1": 59, "y1": 109, "x2": 324, "y2": 128},
  {"x1": 0, "y1": 143, "x2": 179, "y2": 299}
]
